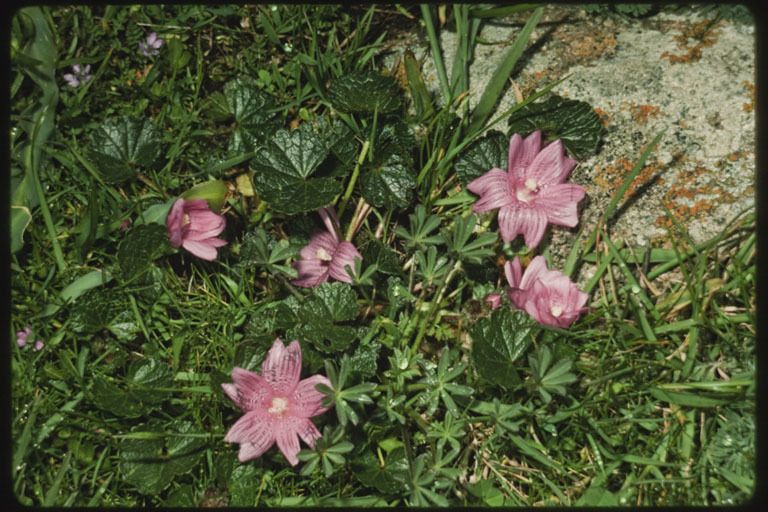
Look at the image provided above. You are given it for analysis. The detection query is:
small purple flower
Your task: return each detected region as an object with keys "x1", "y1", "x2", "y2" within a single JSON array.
[
  {"x1": 139, "y1": 32, "x2": 163, "y2": 57},
  {"x1": 15, "y1": 327, "x2": 31, "y2": 347},
  {"x1": 62, "y1": 64, "x2": 92, "y2": 88},
  {"x1": 15, "y1": 326, "x2": 43, "y2": 350}
]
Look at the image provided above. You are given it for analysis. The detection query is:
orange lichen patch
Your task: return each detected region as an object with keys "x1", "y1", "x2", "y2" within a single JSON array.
[
  {"x1": 594, "y1": 157, "x2": 665, "y2": 200},
  {"x1": 593, "y1": 107, "x2": 612, "y2": 127},
  {"x1": 617, "y1": 101, "x2": 664, "y2": 124},
  {"x1": 742, "y1": 80, "x2": 755, "y2": 113},
  {"x1": 652, "y1": 158, "x2": 751, "y2": 230},
  {"x1": 660, "y1": 19, "x2": 721, "y2": 64}
]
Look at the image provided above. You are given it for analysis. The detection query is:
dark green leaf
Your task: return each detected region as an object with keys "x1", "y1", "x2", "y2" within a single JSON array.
[
  {"x1": 228, "y1": 464, "x2": 259, "y2": 506},
  {"x1": 470, "y1": 308, "x2": 540, "y2": 388},
  {"x1": 119, "y1": 420, "x2": 206, "y2": 495},
  {"x1": 70, "y1": 288, "x2": 126, "y2": 334},
  {"x1": 374, "y1": 121, "x2": 417, "y2": 166},
  {"x1": 117, "y1": 224, "x2": 173, "y2": 282},
  {"x1": 88, "y1": 116, "x2": 162, "y2": 183},
  {"x1": 507, "y1": 95, "x2": 605, "y2": 158},
  {"x1": 301, "y1": 281, "x2": 360, "y2": 324},
  {"x1": 351, "y1": 447, "x2": 409, "y2": 493},
  {"x1": 361, "y1": 156, "x2": 416, "y2": 209},
  {"x1": 251, "y1": 126, "x2": 341, "y2": 213},
  {"x1": 126, "y1": 358, "x2": 174, "y2": 404},
  {"x1": 328, "y1": 71, "x2": 402, "y2": 114},
  {"x1": 225, "y1": 77, "x2": 278, "y2": 128},
  {"x1": 349, "y1": 341, "x2": 381, "y2": 377},
  {"x1": 91, "y1": 377, "x2": 145, "y2": 418},
  {"x1": 224, "y1": 77, "x2": 280, "y2": 154},
  {"x1": 454, "y1": 131, "x2": 508, "y2": 186},
  {"x1": 360, "y1": 238, "x2": 402, "y2": 276}
]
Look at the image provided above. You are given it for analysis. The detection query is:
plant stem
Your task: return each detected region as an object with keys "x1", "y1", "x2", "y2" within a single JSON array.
[
  {"x1": 411, "y1": 259, "x2": 463, "y2": 353},
  {"x1": 337, "y1": 139, "x2": 369, "y2": 219}
]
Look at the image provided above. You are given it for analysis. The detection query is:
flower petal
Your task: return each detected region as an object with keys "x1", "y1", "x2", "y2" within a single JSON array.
[
  {"x1": 328, "y1": 241, "x2": 362, "y2": 282},
  {"x1": 181, "y1": 240, "x2": 219, "y2": 261},
  {"x1": 292, "y1": 258, "x2": 330, "y2": 288},
  {"x1": 273, "y1": 417, "x2": 303, "y2": 466},
  {"x1": 317, "y1": 206, "x2": 340, "y2": 243},
  {"x1": 504, "y1": 257, "x2": 523, "y2": 289},
  {"x1": 525, "y1": 139, "x2": 578, "y2": 185},
  {"x1": 166, "y1": 198, "x2": 186, "y2": 248},
  {"x1": 536, "y1": 183, "x2": 586, "y2": 227},
  {"x1": 519, "y1": 255, "x2": 558, "y2": 289},
  {"x1": 292, "y1": 375, "x2": 333, "y2": 417},
  {"x1": 223, "y1": 408, "x2": 274, "y2": 446},
  {"x1": 497, "y1": 206, "x2": 548, "y2": 248},
  {"x1": 508, "y1": 131, "x2": 542, "y2": 176},
  {"x1": 224, "y1": 366, "x2": 273, "y2": 412},
  {"x1": 467, "y1": 169, "x2": 513, "y2": 213},
  {"x1": 300, "y1": 231, "x2": 339, "y2": 260},
  {"x1": 294, "y1": 417, "x2": 323, "y2": 449},
  {"x1": 261, "y1": 339, "x2": 302, "y2": 396}
]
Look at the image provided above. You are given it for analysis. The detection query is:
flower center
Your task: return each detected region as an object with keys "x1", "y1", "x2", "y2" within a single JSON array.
[
  {"x1": 550, "y1": 305, "x2": 563, "y2": 318},
  {"x1": 316, "y1": 247, "x2": 333, "y2": 261},
  {"x1": 268, "y1": 397, "x2": 289, "y2": 417},
  {"x1": 181, "y1": 213, "x2": 191, "y2": 228},
  {"x1": 515, "y1": 178, "x2": 540, "y2": 203}
]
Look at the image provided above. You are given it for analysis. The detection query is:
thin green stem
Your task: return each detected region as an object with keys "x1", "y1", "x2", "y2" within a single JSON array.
[
  {"x1": 411, "y1": 259, "x2": 462, "y2": 352},
  {"x1": 337, "y1": 140, "x2": 369, "y2": 219}
]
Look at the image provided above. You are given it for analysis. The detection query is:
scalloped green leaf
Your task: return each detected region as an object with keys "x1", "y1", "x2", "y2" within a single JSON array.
[
  {"x1": 361, "y1": 156, "x2": 416, "y2": 209},
  {"x1": 70, "y1": 288, "x2": 127, "y2": 334},
  {"x1": 250, "y1": 126, "x2": 341, "y2": 213},
  {"x1": 296, "y1": 282, "x2": 361, "y2": 354},
  {"x1": 301, "y1": 281, "x2": 360, "y2": 324},
  {"x1": 351, "y1": 447, "x2": 409, "y2": 493},
  {"x1": 454, "y1": 131, "x2": 508, "y2": 186},
  {"x1": 470, "y1": 308, "x2": 540, "y2": 388},
  {"x1": 224, "y1": 77, "x2": 280, "y2": 154},
  {"x1": 119, "y1": 420, "x2": 206, "y2": 495},
  {"x1": 506, "y1": 95, "x2": 605, "y2": 159},
  {"x1": 88, "y1": 116, "x2": 162, "y2": 183},
  {"x1": 126, "y1": 358, "x2": 174, "y2": 404},
  {"x1": 117, "y1": 224, "x2": 173, "y2": 282},
  {"x1": 328, "y1": 71, "x2": 402, "y2": 114}
]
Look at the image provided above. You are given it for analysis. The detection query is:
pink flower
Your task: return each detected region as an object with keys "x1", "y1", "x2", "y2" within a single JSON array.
[
  {"x1": 166, "y1": 198, "x2": 227, "y2": 261},
  {"x1": 292, "y1": 206, "x2": 362, "y2": 288},
  {"x1": 504, "y1": 256, "x2": 588, "y2": 328},
  {"x1": 139, "y1": 32, "x2": 163, "y2": 57},
  {"x1": 484, "y1": 293, "x2": 502, "y2": 310},
  {"x1": 466, "y1": 131, "x2": 585, "y2": 249},
  {"x1": 221, "y1": 338, "x2": 333, "y2": 466},
  {"x1": 15, "y1": 327, "x2": 31, "y2": 347}
]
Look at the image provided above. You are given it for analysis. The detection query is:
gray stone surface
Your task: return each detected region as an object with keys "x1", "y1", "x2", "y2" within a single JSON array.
[{"x1": 381, "y1": 6, "x2": 755, "y2": 264}]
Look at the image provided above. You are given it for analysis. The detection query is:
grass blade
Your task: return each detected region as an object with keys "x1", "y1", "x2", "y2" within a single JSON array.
[{"x1": 467, "y1": 7, "x2": 543, "y2": 135}]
